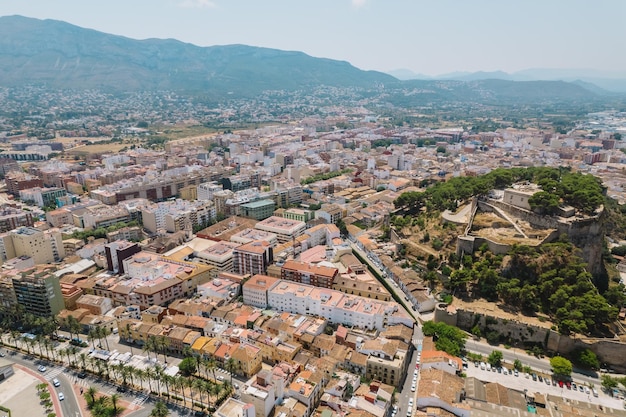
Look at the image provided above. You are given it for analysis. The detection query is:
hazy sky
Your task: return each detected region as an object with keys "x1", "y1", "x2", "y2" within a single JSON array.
[{"x1": 0, "y1": 0, "x2": 624, "y2": 76}]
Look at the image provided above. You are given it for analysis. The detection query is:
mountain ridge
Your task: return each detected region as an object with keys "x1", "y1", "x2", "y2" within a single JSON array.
[
  {"x1": 0, "y1": 15, "x2": 609, "y2": 103},
  {"x1": 388, "y1": 67, "x2": 626, "y2": 93}
]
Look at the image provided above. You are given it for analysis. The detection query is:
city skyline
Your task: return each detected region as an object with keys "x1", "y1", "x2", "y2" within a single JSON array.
[{"x1": 0, "y1": 0, "x2": 624, "y2": 76}]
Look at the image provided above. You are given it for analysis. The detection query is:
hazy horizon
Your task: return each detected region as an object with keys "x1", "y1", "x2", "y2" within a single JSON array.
[{"x1": 0, "y1": 0, "x2": 624, "y2": 76}]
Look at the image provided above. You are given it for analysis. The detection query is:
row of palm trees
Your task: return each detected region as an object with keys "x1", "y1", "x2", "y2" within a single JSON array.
[{"x1": 77, "y1": 356, "x2": 233, "y2": 411}]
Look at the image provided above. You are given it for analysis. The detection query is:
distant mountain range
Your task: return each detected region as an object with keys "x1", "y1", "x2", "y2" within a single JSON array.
[
  {"x1": 0, "y1": 15, "x2": 395, "y2": 95},
  {"x1": 388, "y1": 68, "x2": 626, "y2": 93},
  {"x1": 0, "y1": 15, "x2": 618, "y2": 104}
]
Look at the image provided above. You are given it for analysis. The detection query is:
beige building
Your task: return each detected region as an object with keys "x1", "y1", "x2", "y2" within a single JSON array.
[
  {"x1": 0, "y1": 227, "x2": 65, "y2": 264},
  {"x1": 242, "y1": 274, "x2": 280, "y2": 308},
  {"x1": 75, "y1": 294, "x2": 113, "y2": 315},
  {"x1": 363, "y1": 338, "x2": 409, "y2": 387},
  {"x1": 255, "y1": 216, "x2": 306, "y2": 243}
]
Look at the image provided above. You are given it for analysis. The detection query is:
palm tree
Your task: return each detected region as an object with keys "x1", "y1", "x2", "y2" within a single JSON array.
[
  {"x1": 110, "y1": 362, "x2": 121, "y2": 382},
  {"x1": 88, "y1": 356, "x2": 97, "y2": 373},
  {"x1": 122, "y1": 364, "x2": 134, "y2": 388},
  {"x1": 95, "y1": 359, "x2": 103, "y2": 377},
  {"x1": 35, "y1": 334, "x2": 45, "y2": 357},
  {"x1": 85, "y1": 386, "x2": 97, "y2": 407},
  {"x1": 150, "y1": 400, "x2": 169, "y2": 417},
  {"x1": 79, "y1": 353, "x2": 88, "y2": 371},
  {"x1": 9, "y1": 329, "x2": 20, "y2": 350},
  {"x1": 214, "y1": 380, "x2": 225, "y2": 409},
  {"x1": 146, "y1": 367, "x2": 157, "y2": 394},
  {"x1": 204, "y1": 379, "x2": 215, "y2": 410},
  {"x1": 67, "y1": 315, "x2": 81, "y2": 341},
  {"x1": 43, "y1": 337, "x2": 53, "y2": 360},
  {"x1": 144, "y1": 336, "x2": 158, "y2": 360},
  {"x1": 221, "y1": 379, "x2": 231, "y2": 397},
  {"x1": 125, "y1": 323, "x2": 135, "y2": 355},
  {"x1": 174, "y1": 376, "x2": 187, "y2": 407},
  {"x1": 206, "y1": 356, "x2": 218, "y2": 381},
  {"x1": 69, "y1": 345, "x2": 79, "y2": 367},
  {"x1": 226, "y1": 357, "x2": 237, "y2": 384},
  {"x1": 98, "y1": 326, "x2": 111, "y2": 351},
  {"x1": 102, "y1": 361, "x2": 111, "y2": 380},
  {"x1": 163, "y1": 373, "x2": 174, "y2": 398},
  {"x1": 111, "y1": 393, "x2": 120, "y2": 416},
  {"x1": 156, "y1": 336, "x2": 170, "y2": 364},
  {"x1": 193, "y1": 378, "x2": 205, "y2": 409},
  {"x1": 134, "y1": 367, "x2": 146, "y2": 392},
  {"x1": 88, "y1": 328, "x2": 98, "y2": 349}
]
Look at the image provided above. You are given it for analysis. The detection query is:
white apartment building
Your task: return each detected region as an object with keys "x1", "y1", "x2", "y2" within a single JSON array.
[
  {"x1": 142, "y1": 199, "x2": 216, "y2": 234},
  {"x1": 230, "y1": 228, "x2": 278, "y2": 247},
  {"x1": 197, "y1": 181, "x2": 223, "y2": 201},
  {"x1": 254, "y1": 216, "x2": 306, "y2": 244},
  {"x1": 241, "y1": 274, "x2": 279, "y2": 308},
  {"x1": 192, "y1": 241, "x2": 241, "y2": 272},
  {"x1": 251, "y1": 279, "x2": 404, "y2": 331}
]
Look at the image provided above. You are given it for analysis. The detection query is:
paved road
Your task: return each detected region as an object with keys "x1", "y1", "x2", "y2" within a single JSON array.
[
  {"x1": 395, "y1": 343, "x2": 422, "y2": 417},
  {"x1": 349, "y1": 242, "x2": 420, "y2": 322},
  {"x1": 464, "y1": 338, "x2": 622, "y2": 388},
  {"x1": 3, "y1": 350, "x2": 82, "y2": 417},
  {"x1": 464, "y1": 360, "x2": 626, "y2": 411}
]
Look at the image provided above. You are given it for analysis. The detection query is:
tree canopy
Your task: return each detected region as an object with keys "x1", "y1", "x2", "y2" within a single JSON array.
[
  {"x1": 394, "y1": 166, "x2": 605, "y2": 216},
  {"x1": 487, "y1": 350, "x2": 503, "y2": 368},
  {"x1": 550, "y1": 356, "x2": 573, "y2": 377},
  {"x1": 453, "y1": 242, "x2": 618, "y2": 335},
  {"x1": 573, "y1": 348, "x2": 600, "y2": 370},
  {"x1": 422, "y1": 320, "x2": 466, "y2": 357}
]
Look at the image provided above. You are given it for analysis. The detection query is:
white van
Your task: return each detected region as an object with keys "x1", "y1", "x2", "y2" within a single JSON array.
[
  {"x1": 486, "y1": 363, "x2": 491, "y2": 371},
  {"x1": 480, "y1": 362, "x2": 486, "y2": 370}
]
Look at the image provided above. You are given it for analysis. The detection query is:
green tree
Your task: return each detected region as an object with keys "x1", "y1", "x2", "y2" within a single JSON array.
[
  {"x1": 528, "y1": 191, "x2": 560, "y2": 215},
  {"x1": 487, "y1": 350, "x2": 503, "y2": 368},
  {"x1": 513, "y1": 359, "x2": 522, "y2": 371},
  {"x1": 422, "y1": 321, "x2": 466, "y2": 356},
  {"x1": 601, "y1": 374, "x2": 618, "y2": 393},
  {"x1": 550, "y1": 356, "x2": 572, "y2": 377},
  {"x1": 573, "y1": 348, "x2": 600, "y2": 370},
  {"x1": 150, "y1": 400, "x2": 170, "y2": 417},
  {"x1": 179, "y1": 357, "x2": 198, "y2": 377}
]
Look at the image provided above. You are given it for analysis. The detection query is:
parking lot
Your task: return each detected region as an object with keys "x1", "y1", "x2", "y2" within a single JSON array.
[{"x1": 463, "y1": 361, "x2": 625, "y2": 410}]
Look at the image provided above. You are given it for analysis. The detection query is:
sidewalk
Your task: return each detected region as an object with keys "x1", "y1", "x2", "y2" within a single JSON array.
[
  {"x1": 69, "y1": 374, "x2": 141, "y2": 416},
  {"x1": 14, "y1": 363, "x2": 64, "y2": 417}
]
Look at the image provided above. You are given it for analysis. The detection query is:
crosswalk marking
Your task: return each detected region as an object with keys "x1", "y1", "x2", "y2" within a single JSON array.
[
  {"x1": 131, "y1": 393, "x2": 148, "y2": 406},
  {"x1": 44, "y1": 368, "x2": 64, "y2": 380}
]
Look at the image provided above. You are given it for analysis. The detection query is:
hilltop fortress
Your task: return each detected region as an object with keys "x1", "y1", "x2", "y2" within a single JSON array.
[{"x1": 449, "y1": 183, "x2": 605, "y2": 277}]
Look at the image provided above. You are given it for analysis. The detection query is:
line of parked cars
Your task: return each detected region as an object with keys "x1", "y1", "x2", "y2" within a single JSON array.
[{"x1": 474, "y1": 361, "x2": 598, "y2": 397}]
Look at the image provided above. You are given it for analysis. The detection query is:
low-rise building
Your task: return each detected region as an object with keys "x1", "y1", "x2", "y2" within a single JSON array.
[
  {"x1": 255, "y1": 216, "x2": 306, "y2": 244},
  {"x1": 242, "y1": 274, "x2": 280, "y2": 309},
  {"x1": 75, "y1": 294, "x2": 113, "y2": 315},
  {"x1": 281, "y1": 260, "x2": 338, "y2": 289}
]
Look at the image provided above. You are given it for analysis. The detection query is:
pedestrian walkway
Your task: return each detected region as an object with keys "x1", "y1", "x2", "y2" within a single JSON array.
[
  {"x1": 44, "y1": 367, "x2": 64, "y2": 380},
  {"x1": 131, "y1": 393, "x2": 149, "y2": 407}
]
